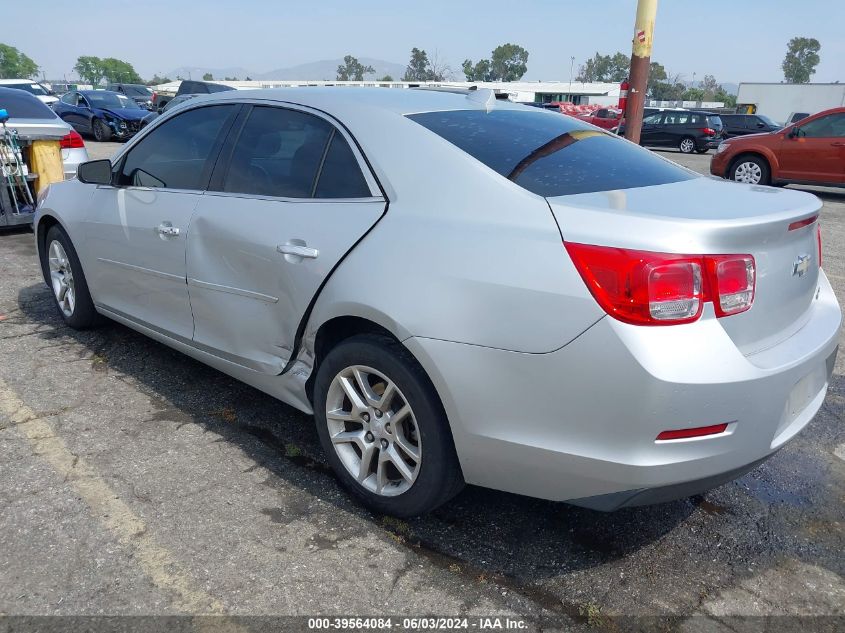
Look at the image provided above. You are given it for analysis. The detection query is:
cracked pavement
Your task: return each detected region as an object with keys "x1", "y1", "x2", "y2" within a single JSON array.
[{"x1": 0, "y1": 146, "x2": 843, "y2": 631}]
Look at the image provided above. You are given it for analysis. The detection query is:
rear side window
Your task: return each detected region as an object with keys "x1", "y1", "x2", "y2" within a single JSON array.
[
  {"x1": 118, "y1": 105, "x2": 237, "y2": 189},
  {"x1": 224, "y1": 106, "x2": 370, "y2": 199},
  {"x1": 0, "y1": 89, "x2": 56, "y2": 118},
  {"x1": 314, "y1": 133, "x2": 371, "y2": 198},
  {"x1": 407, "y1": 109, "x2": 694, "y2": 197},
  {"x1": 706, "y1": 115, "x2": 723, "y2": 129}
]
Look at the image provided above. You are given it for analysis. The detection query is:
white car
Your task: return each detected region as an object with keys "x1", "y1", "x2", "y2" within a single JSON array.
[{"x1": 0, "y1": 79, "x2": 59, "y2": 106}]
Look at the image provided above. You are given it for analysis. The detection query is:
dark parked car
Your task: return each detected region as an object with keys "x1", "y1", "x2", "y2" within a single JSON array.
[
  {"x1": 139, "y1": 94, "x2": 198, "y2": 129},
  {"x1": 721, "y1": 114, "x2": 781, "y2": 138},
  {"x1": 617, "y1": 109, "x2": 724, "y2": 153},
  {"x1": 53, "y1": 90, "x2": 149, "y2": 141},
  {"x1": 106, "y1": 84, "x2": 155, "y2": 110},
  {"x1": 153, "y1": 80, "x2": 235, "y2": 112}
]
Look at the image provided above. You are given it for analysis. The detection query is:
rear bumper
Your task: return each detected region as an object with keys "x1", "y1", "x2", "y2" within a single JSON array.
[
  {"x1": 698, "y1": 137, "x2": 721, "y2": 150},
  {"x1": 405, "y1": 271, "x2": 840, "y2": 507}
]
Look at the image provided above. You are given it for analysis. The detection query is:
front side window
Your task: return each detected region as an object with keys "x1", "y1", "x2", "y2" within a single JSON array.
[
  {"x1": 60, "y1": 92, "x2": 77, "y2": 105},
  {"x1": 118, "y1": 105, "x2": 237, "y2": 190},
  {"x1": 643, "y1": 113, "x2": 663, "y2": 124},
  {"x1": 223, "y1": 106, "x2": 370, "y2": 198},
  {"x1": 408, "y1": 109, "x2": 694, "y2": 197},
  {"x1": 798, "y1": 113, "x2": 845, "y2": 138}
]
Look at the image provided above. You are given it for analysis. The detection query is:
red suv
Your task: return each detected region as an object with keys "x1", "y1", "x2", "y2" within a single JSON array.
[{"x1": 710, "y1": 107, "x2": 845, "y2": 187}]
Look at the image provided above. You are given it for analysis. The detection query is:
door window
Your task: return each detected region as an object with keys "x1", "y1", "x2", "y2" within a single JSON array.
[
  {"x1": 60, "y1": 92, "x2": 77, "y2": 105},
  {"x1": 663, "y1": 112, "x2": 690, "y2": 125},
  {"x1": 642, "y1": 113, "x2": 663, "y2": 125},
  {"x1": 223, "y1": 106, "x2": 370, "y2": 198},
  {"x1": 798, "y1": 113, "x2": 845, "y2": 138},
  {"x1": 118, "y1": 105, "x2": 237, "y2": 190}
]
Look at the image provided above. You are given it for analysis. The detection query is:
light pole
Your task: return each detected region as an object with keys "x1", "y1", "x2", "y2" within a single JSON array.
[
  {"x1": 624, "y1": 0, "x2": 658, "y2": 144},
  {"x1": 568, "y1": 56, "x2": 575, "y2": 102}
]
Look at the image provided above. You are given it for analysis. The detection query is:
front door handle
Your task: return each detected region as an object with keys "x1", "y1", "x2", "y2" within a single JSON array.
[
  {"x1": 277, "y1": 243, "x2": 319, "y2": 259},
  {"x1": 831, "y1": 142, "x2": 845, "y2": 147},
  {"x1": 156, "y1": 223, "x2": 180, "y2": 237}
]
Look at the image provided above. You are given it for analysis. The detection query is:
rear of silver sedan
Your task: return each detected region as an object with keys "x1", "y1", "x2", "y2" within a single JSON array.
[{"x1": 404, "y1": 108, "x2": 839, "y2": 509}]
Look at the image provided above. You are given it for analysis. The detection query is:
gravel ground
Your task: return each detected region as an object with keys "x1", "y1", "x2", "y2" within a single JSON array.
[{"x1": 0, "y1": 142, "x2": 843, "y2": 632}]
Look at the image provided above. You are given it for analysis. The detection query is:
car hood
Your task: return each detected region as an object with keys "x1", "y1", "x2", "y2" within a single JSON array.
[{"x1": 95, "y1": 107, "x2": 148, "y2": 121}]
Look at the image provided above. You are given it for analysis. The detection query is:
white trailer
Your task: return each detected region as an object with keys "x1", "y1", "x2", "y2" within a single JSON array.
[{"x1": 737, "y1": 83, "x2": 845, "y2": 125}]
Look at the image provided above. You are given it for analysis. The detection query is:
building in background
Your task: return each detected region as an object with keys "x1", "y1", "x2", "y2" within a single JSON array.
[{"x1": 737, "y1": 83, "x2": 845, "y2": 124}]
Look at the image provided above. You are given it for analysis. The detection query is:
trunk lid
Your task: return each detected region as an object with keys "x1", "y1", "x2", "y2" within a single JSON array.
[
  {"x1": 6, "y1": 118, "x2": 70, "y2": 140},
  {"x1": 548, "y1": 176, "x2": 822, "y2": 355}
]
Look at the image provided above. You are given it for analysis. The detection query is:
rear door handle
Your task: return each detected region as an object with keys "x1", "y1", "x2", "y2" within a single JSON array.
[
  {"x1": 277, "y1": 243, "x2": 319, "y2": 259},
  {"x1": 156, "y1": 223, "x2": 180, "y2": 237}
]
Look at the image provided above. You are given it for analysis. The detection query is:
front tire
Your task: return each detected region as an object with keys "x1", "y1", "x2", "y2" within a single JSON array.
[
  {"x1": 730, "y1": 155, "x2": 770, "y2": 185},
  {"x1": 679, "y1": 136, "x2": 696, "y2": 154},
  {"x1": 314, "y1": 334, "x2": 464, "y2": 517},
  {"x1": 92, "y1": 118, "x2": 111, "y2": 142},
  {"x1": 41, "y1": 225, "x2": 101, "y2": 329}
]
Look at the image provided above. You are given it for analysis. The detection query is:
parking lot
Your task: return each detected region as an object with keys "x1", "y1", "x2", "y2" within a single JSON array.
[{"x1": 1, "y1": 142, "x2": 844, "y2": 630}]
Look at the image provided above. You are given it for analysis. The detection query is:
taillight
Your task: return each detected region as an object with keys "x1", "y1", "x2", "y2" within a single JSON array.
[
  {"x1": 152, "y1": 91, "x2": 158, "y2": 103},
  {"x1": 817, "y1": 224, "x2": 823, "y2": 268},
  {"x1": 59, "y1": 130, "x2": 85, "y2": 149},
  {"x1": 564, "y1": 243, "x2": 755, "y2": 326},
  {"x1": 707, "y1": 255, "x2": 755, "y2": 317},
  {"x1": 701, "y1": 127, "x2": 716, "y2": 136}
]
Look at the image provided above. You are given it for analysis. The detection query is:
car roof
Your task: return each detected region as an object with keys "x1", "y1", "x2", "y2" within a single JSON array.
[
  {"x1": 79, "y1": 89, "x2": 120, "y2": 95},
  {"x1": 191, "y1": 87, "x2": 526, "y2": 118},
  {"x1": 0, "y1": 78, "x2": 38, "y2": 85}
]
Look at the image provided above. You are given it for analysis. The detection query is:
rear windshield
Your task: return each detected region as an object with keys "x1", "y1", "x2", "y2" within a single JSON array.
[
  {"x1": 0, "y1": 82, "x2": 49, "y2": 96},
  {"x1": 407, "y1": 109, "x2": 694, "y2": 197},
  {"x1": 706, "y1": 115, "x2": 723, "y2": 129},
  {"x1": 0, "y1": 88, "x2": 57, "y2": 119}
]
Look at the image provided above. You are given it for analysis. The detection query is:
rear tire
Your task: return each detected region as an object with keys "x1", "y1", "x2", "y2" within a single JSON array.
[
  {"x1": 730, "y1": 155, "x2": 770, "y2": 185},
  {"x1": 92, "y1": 118, "x2": 111, "y2": 142},
  {"x1": 695, "y1": 148, "x2": 709, "y2": 154},
  {"x1": 41, "y1": 225, "x2": 101, "y2": 329},
  {"x1": 313, "y1": 334, "x2": 464, "y2": 517},
  {"x1": 679, "y1": 136, "x2": 696, "y2": 154}
]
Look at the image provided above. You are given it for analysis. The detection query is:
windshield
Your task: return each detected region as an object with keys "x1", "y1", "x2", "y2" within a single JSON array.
[
  {"x1": 86, "y1": 92, "x2": 140, "y2": 109},
  {"x1": 2, "y1": 82, "x2": 48, "y2": 96},
  {"x1": 757, "y1": 114, "x2": 778, "y2": 127},
  {"x1": 407, "y1": 109, "x2": 694, "y2": 197},
  {"x1": 0, "y1": 88, "x2": 57, "y2": 119}
]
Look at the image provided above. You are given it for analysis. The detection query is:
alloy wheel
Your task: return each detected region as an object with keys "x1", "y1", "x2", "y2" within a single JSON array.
[
  {"x1": 733, "y1": 161, "x2": 762, "y2": 184},
  {"x1": 680, "y1": 138, "x2": 695, "y2": 153},
  {"x1": 325, "y1": 365, "x2": 422, "y2": 496},
  {"x1": 48, "y1": 240, "x2": 75, "y2": 317}
]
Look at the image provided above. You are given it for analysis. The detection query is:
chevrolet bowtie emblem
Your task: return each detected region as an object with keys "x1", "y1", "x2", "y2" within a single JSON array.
[{"x1": 793, "y1": 254, "x2": 811, "y2": 278}]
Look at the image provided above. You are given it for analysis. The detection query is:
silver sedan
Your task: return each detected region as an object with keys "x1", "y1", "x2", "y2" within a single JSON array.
[{"x1": 33, "y1": 88, "x2": 840, "y2": 516}]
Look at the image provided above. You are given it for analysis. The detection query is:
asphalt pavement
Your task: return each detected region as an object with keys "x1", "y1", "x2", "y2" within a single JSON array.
[{"x1": 1, "y1": 143, "x2": 843, "y2": 632}]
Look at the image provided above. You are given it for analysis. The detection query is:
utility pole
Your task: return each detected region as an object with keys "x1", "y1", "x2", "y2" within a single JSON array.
[{"x1": 624, "y1": 0, "x2": 658, "y2": 144}]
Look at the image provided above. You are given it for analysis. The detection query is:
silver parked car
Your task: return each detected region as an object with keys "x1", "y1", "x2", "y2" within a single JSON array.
[
  {"x1": 0, "y1": 87, "x2": 89, "y2": 181},
  {"x1": 33, "y1": 88, "x2": 840, "y2": 516}
]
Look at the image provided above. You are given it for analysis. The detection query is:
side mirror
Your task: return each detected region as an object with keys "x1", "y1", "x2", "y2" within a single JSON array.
[
  {"x1": 77, "y1": 160, "x2": 113, "y2": 185},
  {"x1": 787, "y1": 127, "x2": 800, "y2": 138}
]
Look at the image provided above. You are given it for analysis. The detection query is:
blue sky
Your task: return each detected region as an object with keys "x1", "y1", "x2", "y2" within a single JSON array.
[{"x1": 7, "y1": 0, "x2": 844, "y2": 83}]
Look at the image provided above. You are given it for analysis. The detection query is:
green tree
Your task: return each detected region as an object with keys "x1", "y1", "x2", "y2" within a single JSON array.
[
  {"x1": 714, "y1": 87, "x2": 737, "y2": 107},
  {"x1": 576, "y1": 51, "x2": 629, "y2": 82},
  {"x1": 646, "y1": 61, "x2": 668, "y2": 95},
  {"x1": 782, "y1": 36, "x2": 821, "y2": 83},
  {"x1": 146, "y1": 75, "x2": 172, "y2": 86},
  {"x1": 74, "y1": 56, "x2": 106, "y2": 86},
  {"x1": 403, "y1": 47, "x2": 431, "y2": 81},
  {"x1": 681, "y1": 87, "x2": 705, "y2": 101},
  {"x1": 379, "y1": 75, "x2": 394, "y2": 82},
  {"x1": 202, "y1": 72, "x2": 213, "y2": 81},
  {"x1": 464, "y1": 43, "x2": 528, "y2": 82},
  {"x1": 100, "y1": 57, "x2": 142, "y2": 84},
  {"x1": 0, "y1": 43, "x2": 39, "y2": 78},
  {"x1": 489, "y1": 43, "x2": 529, "y2": 81},
  {"x1": 700, "y1": 74, "x2": 719, "y2": 100},
  {"x1": 336, "y1": 55, "x2": 374, "y2": 81}
]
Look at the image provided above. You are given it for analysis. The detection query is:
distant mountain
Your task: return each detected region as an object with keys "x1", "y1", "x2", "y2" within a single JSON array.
[
  {"x1": 165, "y1": 66, "x2": 255, "y2": 80},
  {"x1": 256, "y1": 58, "x2": 406, "y2": 81}
]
